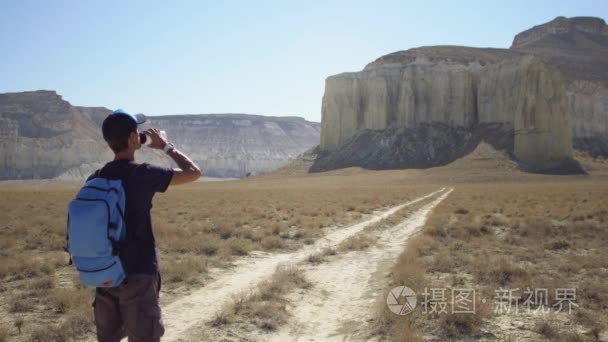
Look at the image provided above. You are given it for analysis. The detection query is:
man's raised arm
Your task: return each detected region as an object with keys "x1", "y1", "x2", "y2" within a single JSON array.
[
  {"x1": 166, "y1": 147, "x2": 202, "y2": 185},
  {"x1": 144, "y1": 128, "x2": 202, "y2": 186}
]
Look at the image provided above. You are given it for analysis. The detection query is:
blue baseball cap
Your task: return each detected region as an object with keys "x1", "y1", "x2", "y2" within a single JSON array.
[
  {"x1": 102, "y1": 109, "x2": 146, "y2": 142},
  {"x1": 112, "y1": 108, "x2": 146, "y2": 124}
]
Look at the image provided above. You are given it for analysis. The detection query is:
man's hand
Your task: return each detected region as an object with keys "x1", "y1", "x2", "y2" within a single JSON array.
[
  {"x1": 143, "y1": 127, "x2": 201, "y2": 185},
  {"x1": 144, "y1": 128, "x2": 167, "y2": 150}
]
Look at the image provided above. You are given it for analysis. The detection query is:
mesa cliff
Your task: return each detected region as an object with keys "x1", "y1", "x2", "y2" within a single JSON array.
[
  {"x1": 0, "y1": 91, "x2": 320, "y2": 179},
  {"x1": 314, "y1": 16, "x2": 607, "y2": 172},
  {"x1": 143, "y1": 114, "x2": 320, "y2": 178}
]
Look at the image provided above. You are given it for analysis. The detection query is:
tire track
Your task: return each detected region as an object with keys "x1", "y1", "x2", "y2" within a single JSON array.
[
  {"x1": 267, "y1": 188, "x2": 453, "y2": 341},
  {"x1": 163, "y1": 188, "x2": 447, "y2": 341}
]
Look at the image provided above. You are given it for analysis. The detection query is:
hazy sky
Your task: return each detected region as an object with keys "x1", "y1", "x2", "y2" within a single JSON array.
[{"x1": 1, "y1": 1, "x2": 606, "y2": 122}]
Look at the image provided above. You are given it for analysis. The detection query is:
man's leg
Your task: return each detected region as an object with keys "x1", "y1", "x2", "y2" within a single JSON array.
[
  {"x1": 120, "y1": 273, "x2": 165, "y2": 342},
  {"x1": 93, "y1": 288, "x2": 126, "y2": 342}
]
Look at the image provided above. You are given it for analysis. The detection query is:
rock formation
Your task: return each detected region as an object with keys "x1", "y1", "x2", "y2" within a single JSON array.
[
  {"x1": 0, "y1": 91, "x2": 320, "y2": 180},
  {"x1": 511, "y1": 16, "x2": 608, "y2": 156},
  {"x1": 315, "y1": 16, "x2": 607, "y2": 172},
  {"x1": 0, "y1": 90, "x2": 112, "y2": 179}
]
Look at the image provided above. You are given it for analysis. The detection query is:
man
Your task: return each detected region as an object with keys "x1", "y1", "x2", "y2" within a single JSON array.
[{"x1": 91, "y1": 109, "x2": 201, "y2": 342}]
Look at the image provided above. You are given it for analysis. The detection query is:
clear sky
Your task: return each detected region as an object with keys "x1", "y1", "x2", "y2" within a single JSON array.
[{"x1": 1, "y1": 0, "x2": 606, "y2": 122}]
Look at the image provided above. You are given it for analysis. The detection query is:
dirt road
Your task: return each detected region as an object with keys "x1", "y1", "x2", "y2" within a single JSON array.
[
  {"x1": 268, "y1": 188, "x2": 453, "y2": 341},
  {"x1": 162, "y1": 188, "x2": 448, "y2": 341}
]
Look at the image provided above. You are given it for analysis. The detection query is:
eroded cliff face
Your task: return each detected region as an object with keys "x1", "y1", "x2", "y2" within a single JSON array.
[
  {"x1": 507, "y1": 59, "x2": 573, "y2": 168},
  {"x1": 319, "y1": 54, "x2": 573, "y2": 171},
  {"x1": 476, "y1": 57, "x2": 573, "y2": 169},
  {"x1": 0, "y1": 91, "x2": 320, "y2": 180},
  {"x1": 144, "y1": 115, "x2": 320, "y2": 178},
  {"x1": 511, "y1": 16, "x2": 608, "y2": 156},
  {"x1": 318, "y1": 16, "x2": 607, "y2": 172},
  {"x1": 320, "y1": 60, "x2": 478, "y2": 152},
  {"x1": 0, "y1": 91, "x2": 113, "y2": 179}
]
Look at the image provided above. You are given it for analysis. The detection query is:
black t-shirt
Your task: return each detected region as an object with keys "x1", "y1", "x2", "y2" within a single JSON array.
[{"x1": 88, "y1": 159, "x2": 173, "y2": 275}]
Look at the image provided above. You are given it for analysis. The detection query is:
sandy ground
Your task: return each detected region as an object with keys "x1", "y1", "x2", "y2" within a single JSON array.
[
  {"x1": 159, "y1": 188, "x2": 448, "y2": 342},
  {"x1": 267, "y1": 188, "x2": 453, "y2": 342}
]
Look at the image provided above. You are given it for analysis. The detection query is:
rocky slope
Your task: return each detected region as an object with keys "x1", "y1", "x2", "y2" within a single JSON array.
[
  {"x1": 0, "y1": 91, "x2": 320, "y2": 179},
  {"x1": 0, "y1": 91, "x2": 112, "y2": 179},
  {"x1": 315, "y1": 16, "x2": 607, "y2": 172}
]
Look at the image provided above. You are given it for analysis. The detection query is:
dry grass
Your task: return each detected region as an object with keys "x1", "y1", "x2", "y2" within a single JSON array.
[
  {"x1": 210, "y1": 264, "x2": 310, "y2": 332},
  {"x1": 161, "y1": 254, "x2": 208, "y2": 285},
  {"x1": 438, "y1": 303, "x2": 494, "y2": 339},
  {"x1": 378, "y1": 181, "x2": 608, "y2": 340},
  {"x1": 6, "y1": 163, "x2": 604, "y2": 341},
  {"x1": 337, "y1": 233, "x2": 375, "y2": 252},
  {"x1": 151, "y1": 173, "x2": 431, "y2": 291},
  {"x1": 48, "y1": 287, "x2": 91, "y2": 314},
  {"x1": 0, "y1": 171, "x2": 433, "y2": 341},
  {"x1": 533, "y1": 320, "x2": 589, "y2": 341},
  {"x1": 534, "y1": 320, "x2": 559, "y2": 340},
  {"x1": 0, "y1": 324, "x2": 7, "y2": 342},
  {"x1": 305, "y1": 253, "x2": 326, "y2": 264},
  {"x1": 305, "y1": 247, "x2": 336, "y2": 265},
  {"x1": 371, "y1": 291, "x2": 424, "y2": 342},
  {"x1": 9, "y1": 298, "x2": 34, "y2": 313},
  {"x1": 28, "y1": 276, "x2": 54, "y2": 290},
  {"x1": 574, "y1": 309, "x2": 606, "y2": 340},
  {"x1": 30, "y1": 314, "x2": 92, "y2": 342},
  {"x1": 14, "y1": 317, "x2": 24, "y2": 335}
]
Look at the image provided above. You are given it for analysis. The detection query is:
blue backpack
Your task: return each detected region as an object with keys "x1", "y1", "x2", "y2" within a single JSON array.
[{"x1": 66, "y1": 167, "x2": 134, "y2": 287}]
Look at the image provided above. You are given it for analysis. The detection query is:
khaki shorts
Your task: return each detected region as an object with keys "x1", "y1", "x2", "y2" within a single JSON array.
[{"x1": 93, "y1": 273, "x2": 164, "y2": 342}]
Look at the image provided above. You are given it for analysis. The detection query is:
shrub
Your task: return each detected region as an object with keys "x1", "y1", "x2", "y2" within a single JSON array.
[
  {"x1": 306, "y1": 253, "x2": 325, "y2": 264},
  {"x1": 9, "y1": 298, "x2": 34, "y2": 313},
  {"x1": 0, "y1": 256, "x2": 53, "y2": 280},
  {"x1": 474, "y1": 257, "x2": 529, "y2": 286},
  {"x1": 261, "y1": 235, "x2": 284, "y2": 250},
  {"x1": 548, "y1": 239, "x2": 570, "y2": 250},
  {"x1": 195, "y1": 239, "x2": 219, "y2": 256},
  {"x1": 162, "y1": 254, "x2": 208, "y2": 284},
  {"x1": 0, "y1": 324, "x2": 8, "y2": 342},
  {"x1": 213, "y1": 265, "x2": 309, "y2": 332},
  {"x1": 337, "y1": 234, "x2": 374, "y2": 252},
  {"x1": 28, "y1": 276, "x2": 55, "y2": 290},
  {"x1": 30, "y1": 318, "x2": 91, "y2": 342},
  {"x1": 534, "y1": 320, "x2": 559, "y2": 340},
  {"x1": 14, "y1": 317, "x2": 24, "y2": 335},
  {"x1": 251, "y1": 302, "x2": 287, "y2": 331},
  {"x1": 210, "y1": 306, "x2": 233, "y2": 326},
  {"x1": 227, "y1": 238, "x2": 252, "y2": 256},
  {"x1": 48, "y1": 288, "x2": 92, "y2": 314}
]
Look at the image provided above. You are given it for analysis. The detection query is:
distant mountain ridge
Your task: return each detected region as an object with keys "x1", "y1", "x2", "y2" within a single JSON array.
[
  {"x1": 143, "y1": 113, "x2": 320, "y2": 178},
  {"x1": 0, "y1": 90, "x2": 320, "y2": 179}
]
